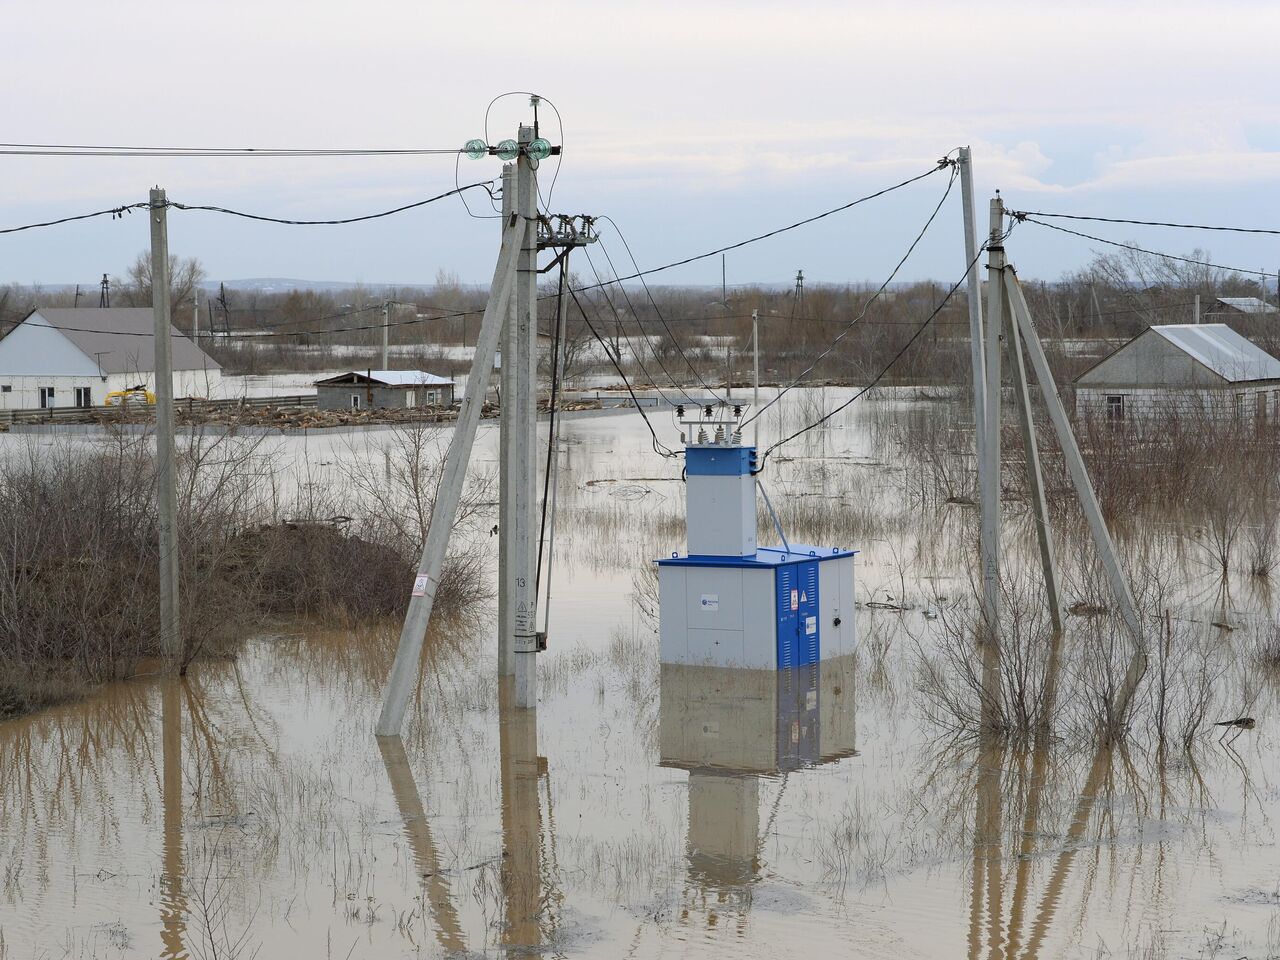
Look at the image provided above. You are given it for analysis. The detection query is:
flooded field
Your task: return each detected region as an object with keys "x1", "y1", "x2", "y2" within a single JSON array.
[{"x1": 2, "y1": 389, "x2": 1280, "y2": 959}]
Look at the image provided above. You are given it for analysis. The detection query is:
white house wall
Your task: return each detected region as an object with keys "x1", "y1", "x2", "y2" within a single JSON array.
[
  {"x1": 0, "y1": 370, "x2": 224, "y2": 409},
  {"x1": 1076, "y1": 384, "x2": 1280, "y2": 426},
  {"x1": 0, "y1": 316, "x2": 101, "y2": 381}
]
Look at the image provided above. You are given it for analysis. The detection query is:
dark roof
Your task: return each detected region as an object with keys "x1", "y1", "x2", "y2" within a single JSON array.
[
  {"x1": 30, "y1": 308, "x2": 220, "y2": 374},
  {"x1": 314, "y1": 370, "x2": 454, "y2": 387}
]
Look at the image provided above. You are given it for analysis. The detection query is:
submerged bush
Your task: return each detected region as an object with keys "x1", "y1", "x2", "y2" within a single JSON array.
[{"x1": 0, "y1": 424, "x2": 492, "y2": 718}]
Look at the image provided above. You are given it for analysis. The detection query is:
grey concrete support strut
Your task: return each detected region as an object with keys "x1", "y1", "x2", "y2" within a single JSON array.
[
  {"x1": 1004, "y1": 301, "x2": 1064, "y2": 633},
  {"x1": 149, "y1": 187, "x2": 181, "y2": 665},
  {"x1": 1004, "y1": 269, "x2": 1147, "y2": 725},
  {"x1": 376, "y1": 211, "x2": 523, "y2": 737}
]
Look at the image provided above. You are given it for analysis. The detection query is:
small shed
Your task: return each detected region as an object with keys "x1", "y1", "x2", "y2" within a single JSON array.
[
  {"x1": 1074, "y1": 323, "x2": 1280, "y2": 425},
  {"x1": 313, "y1": 370, "x2": 455, "y2": 410}
]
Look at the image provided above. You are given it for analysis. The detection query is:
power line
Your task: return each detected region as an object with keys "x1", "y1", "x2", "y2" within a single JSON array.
[
  {"x1": 0, "y1": 143, "x2": 465, "y2": 157},
  {"x1": 167, "y1": 181, "x2": 498, "y2": 225},
  {"x1": 755, "y1": 240, "x2": 994, "y2": 473},
  {"x1": 0, "y1": 202, "x2": 147, "y2": 235},
  {"x1": 1009, "y1": 209, "x2": 1280, "y2": 238},
  {"x1": 566, "y1": 284, "x2": 680, "y2": 459},
  {"x1": 0, "y1": 184, "x2": 501, "y2": 236},
  {"x1": 574, "y1": 158, "x2": 957, "y2": 291},
  {"x1": 596, "y1": 221, "x2": 722, "y2": 400},
  {"x1": 578, "y1": 247, "x2": 700, "y2": 407},
  {"x1": 1015, "y1": 216, "x2": 1277, "y2": 279},
  {"x1": 742, "y1": 161, "x2": 960, "y2": 429}
]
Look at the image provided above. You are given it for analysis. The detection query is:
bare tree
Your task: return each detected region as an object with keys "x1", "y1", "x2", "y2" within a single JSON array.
[{"x1": 119, "y1": 250, "x2": 207, "y2": 324}]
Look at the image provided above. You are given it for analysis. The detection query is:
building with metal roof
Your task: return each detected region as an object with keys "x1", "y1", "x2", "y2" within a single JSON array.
[
  {"x1": 313, "y1": 370, "x2": 455, "y2": 410},
  {"x1": 0, "y1": 308, "x2": 222, "y2": 409},
  {"x1": 1209, "y1": 296, "x2": 1278, "y2": 316},
  {"x1": 1074, "y1": 323, "x2": 1280, "y2": 425}
]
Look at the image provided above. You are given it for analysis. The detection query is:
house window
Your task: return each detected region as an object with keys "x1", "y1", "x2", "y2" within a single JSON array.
[
  {"x1": 39, "y1": 387, "x2": 55, "y2": 409},
  {"x1": 427, "y1": 390, "x2": 437, "y2": 405},
  {"x1": 74, "y1": 387, "x2": 92, "y2": 408},
  {"x1": 405, "y1": 389, "x2": 416, "y2": 408},
  {"x1": 1106, "y1": 395, "x2": 1125, "y2": 421},
  {"x1": 0, "y1": 385, "x2": 10, "y2": 393},
  {"x1": 1235, "y1": 393, "x2": 1247, "y2": 420},
  {"x1": 350, "y1": 394, "x2": 362, "y2": 410}
]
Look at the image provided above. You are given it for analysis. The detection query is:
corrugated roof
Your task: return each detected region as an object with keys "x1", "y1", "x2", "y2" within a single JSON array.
[
  {"x1": 1150, "y1": 323, "x2": 1280, "y2": 382},
  {"x1": 32, "y1": 308, "x2": 220, "y2": 374},
  {"x1": 1215, "y1": 297, "x2": 1278, "y2": 314},
  {"x1": 315, "y1": 370, "x2": 454, "y2": 387}
]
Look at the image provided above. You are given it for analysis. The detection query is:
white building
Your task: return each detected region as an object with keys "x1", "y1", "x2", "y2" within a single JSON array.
[
  {"x1": 0, "y1": 308, "x2": 222, "y2": 409},
  {"x1": 1074, "y1": 323, "x2": 1280, "y2": 426}
]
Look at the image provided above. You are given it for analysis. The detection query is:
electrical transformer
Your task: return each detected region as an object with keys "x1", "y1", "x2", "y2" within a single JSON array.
[{"x1": 656, "y1": 431, "x2": 857, "y2": 669}]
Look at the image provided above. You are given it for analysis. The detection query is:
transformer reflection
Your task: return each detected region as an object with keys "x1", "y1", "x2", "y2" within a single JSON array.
[{"x1": 659, "y1": 656, "x2": 858, "y2": 896}]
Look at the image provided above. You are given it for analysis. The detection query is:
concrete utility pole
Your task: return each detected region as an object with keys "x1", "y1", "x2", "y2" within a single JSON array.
[
  {"x1": 377, "y1": 200, "x2": 524, "y2": 737},
  {"x1": 499, "y1": 163, "x2": 517, "y2": 678},
  {"x1": 751, "y1": 308, "x2": 760, "y2": 449},
  {"x1": 381, "y1": 300, "x2": 390, "y2": 369},
  {"x1": 149, "y1": 187, "x2": 181, "y2": 665},
  {"x1": 192, "y1": 288, "x2": 200, "y2": 341},
  {"x1": 980, "y1": 196, "x2": 1005, "y2": 695},
  {"x1": 1194, "y1": 293, "x2": 1200, "y2": 324},
  {"x1": 508, "y1": 124, "x2": 540, "y2": 709}
]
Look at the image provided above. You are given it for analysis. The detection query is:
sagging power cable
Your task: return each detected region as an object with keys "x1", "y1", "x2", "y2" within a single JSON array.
[
  {"x1": 567, "y1": 284, "x2": 681, "y2": 460},
  {"x1": 1008, "y1": 209, "x2": 1280, "y2": 238},
  {"x1": 1013, "y1": 215, "x2": 1278, "y2": 280},
  {"x1": 573, "y1": 158, "x2": 957, "y2": 292},
  {"x1": 167, "y1": 181, "x2": 498, "y2": 225},
  {"x1": 580, "y1": 245, "x2": 702, "y2": 408},
  {"x1": 741, "y1": 160, "x2": 960, "y2": 430},
  {"x1": 0, "y1": 202, "x2": 148, "y2": 234},
  {"x1": 596, "y1": 220, "x2": 723, "y2": 400},
  {"x1": 753, "y1": 230, "x2": 1008, "y2": 474}
]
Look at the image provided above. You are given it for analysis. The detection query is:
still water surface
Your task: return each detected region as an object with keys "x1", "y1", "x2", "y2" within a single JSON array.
[{"x1": 2, "y1": 391, "x2": 1279, "y2": 958}]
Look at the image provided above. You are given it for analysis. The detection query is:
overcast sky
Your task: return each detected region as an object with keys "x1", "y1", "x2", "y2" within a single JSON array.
[{"x1": 3, "y1": 0, "x2": 1279, "y2": 290}]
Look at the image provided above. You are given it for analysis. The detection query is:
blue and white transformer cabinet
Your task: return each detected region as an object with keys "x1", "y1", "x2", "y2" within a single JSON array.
[{"x1": 657, "y1": 441, "x2": 857, "y2": 669}]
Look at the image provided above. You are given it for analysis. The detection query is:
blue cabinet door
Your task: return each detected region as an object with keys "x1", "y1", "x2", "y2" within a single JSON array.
[
  {"x1": 797, "y1": 560, "x2": 820, "y2": 665},
  {"x1": 775, "y1": 565, "x2": 799, "y2": 669}
]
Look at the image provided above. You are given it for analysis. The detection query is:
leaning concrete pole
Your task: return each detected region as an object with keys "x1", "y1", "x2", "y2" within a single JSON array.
[
  {"x1": 511, "y1": 124, "x2": 539, "y2": 709},
  {"x1": 377, "y1": 211, "x2": 524, "y2": 737},
  {"x1": 1004, "y1": 268, "x2": 1147, "y2": 729},
  {"x1": 958, "y1": 147, "x2": 986, "y2": 470},
  {"x1": 150, "y1": 187, "x2": 181, "y2": 666}
]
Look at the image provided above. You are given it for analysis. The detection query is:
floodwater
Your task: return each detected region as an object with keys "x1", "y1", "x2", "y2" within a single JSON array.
[{"x1": 3, "y1": 389, "x2": 1280, "y2": 959}]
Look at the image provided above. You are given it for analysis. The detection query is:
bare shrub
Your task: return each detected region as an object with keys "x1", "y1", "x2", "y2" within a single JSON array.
[{"x1": 0, "y1": 423, "x2": 493, "y2": 717}]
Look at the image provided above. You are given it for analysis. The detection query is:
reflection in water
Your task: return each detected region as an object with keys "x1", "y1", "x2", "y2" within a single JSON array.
[
  {"x1": 160, "y1": 677, "x2": 187, "y2": 959},
  {"x1": 499, "y1": 677, "x2": 548, "y2": 952},
  {"x1": 658, "y1": 657, "x2": 857, "y2": 924},
  {"x1": 376, "y1": 737, "x2": 466, "y2": 954},
  {"x1": 967, "y1": 735, "x2": 1119, "y2": 960}
]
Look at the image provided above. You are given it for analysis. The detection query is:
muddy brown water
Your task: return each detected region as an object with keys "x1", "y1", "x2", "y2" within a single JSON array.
[{"x1": 2, "y1": 389, "x2": 1279, "y2": 958}]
